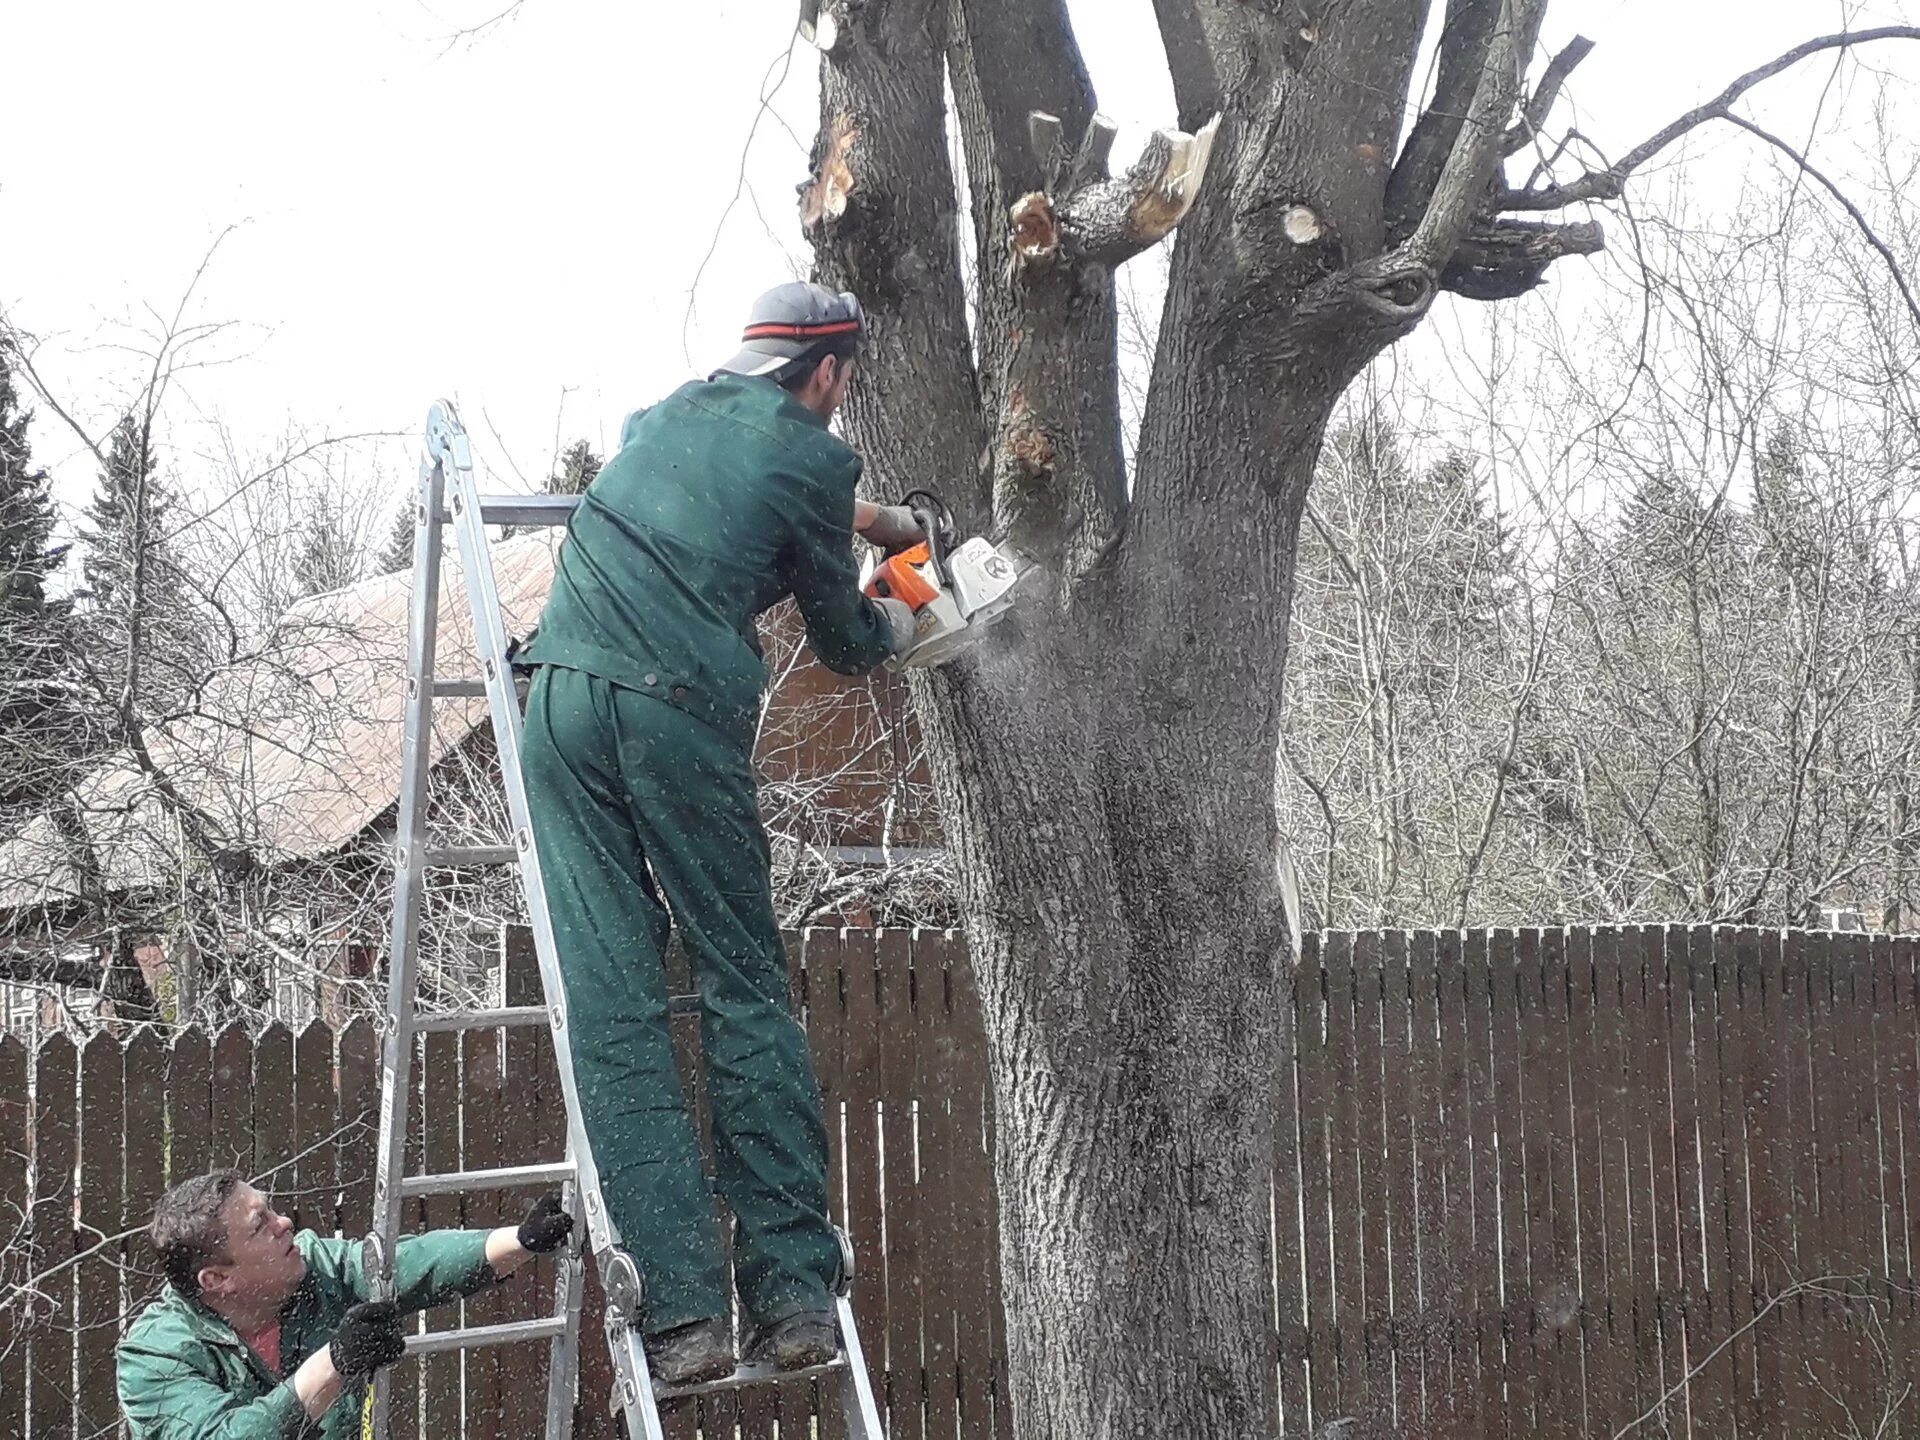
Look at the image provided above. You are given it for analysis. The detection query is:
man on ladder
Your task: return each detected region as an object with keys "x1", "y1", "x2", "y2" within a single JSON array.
[{"x1": 514, "y1": 282, "x2": 926, "y2": 1387}]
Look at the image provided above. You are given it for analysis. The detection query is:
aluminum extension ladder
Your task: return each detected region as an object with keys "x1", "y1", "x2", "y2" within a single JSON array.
[{"x1": 361, "y1": 399, "x2": 887, "y2": 1440}]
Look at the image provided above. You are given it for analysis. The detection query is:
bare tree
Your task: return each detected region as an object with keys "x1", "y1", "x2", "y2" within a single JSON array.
[{"x1": 797, "y1": 7, "x2": 1920, "y2": 1432}]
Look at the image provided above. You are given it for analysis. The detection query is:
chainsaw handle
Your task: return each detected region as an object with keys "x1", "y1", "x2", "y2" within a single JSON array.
[{"x1": 894, "y1": 489, "x2": 953, "y2": 577}]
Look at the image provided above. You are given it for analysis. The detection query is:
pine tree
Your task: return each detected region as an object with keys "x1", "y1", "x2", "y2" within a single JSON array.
[
  {"x1": 0, "y1": 350, "x2": 75, "y2": 806},
  {"x1": 379, "y1": 500, "x2": 416, "y2": 575},
  {"x1": 291, "y1": 501, "x2": 367, "y2": 599},
  {"x1": 77, "y1": 415, "x2": 209, "y2": 711},
  {"x1": 548, "y1": 438, "x2": 602, "y2": 495}
]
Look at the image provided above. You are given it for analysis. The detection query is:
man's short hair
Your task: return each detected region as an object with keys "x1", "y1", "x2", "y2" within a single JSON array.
[{"x1": 150, "y1": 1169, "x2": 246, "y2": 1297}]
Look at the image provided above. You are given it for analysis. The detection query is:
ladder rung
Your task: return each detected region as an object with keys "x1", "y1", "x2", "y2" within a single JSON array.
[
  {"x1": 656, "y1": 1355, "x2": 847, "y2": 1401},
  {"x1": 400, "y1": 1161, "x2": 575, "y2": 1197},
  {"x1": 431, "y1": 678, "x2": 488, "y2": 698},
  {"x1": 438, "y1": 494, "x2": 581, "y2": 527},
  {"x1": 423, "y1": 844, "x2": 520, "y2": 868},
  {"x1": 406, "y1": 1315, "x2": 568, "y2": 1356},
  {"x1": 413, "y1": 1006, "x2": 549, "y2": 1033}
]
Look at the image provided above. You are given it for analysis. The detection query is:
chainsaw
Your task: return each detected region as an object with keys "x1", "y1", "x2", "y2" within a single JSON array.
[{"x1": 861, "y1": 490, "x2": 1021, "y2": 668}]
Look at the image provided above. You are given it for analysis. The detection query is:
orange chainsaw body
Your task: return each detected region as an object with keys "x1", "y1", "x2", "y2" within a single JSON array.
[{"x1": 863, "y1": 544, "x2": 944, "y2": 611}]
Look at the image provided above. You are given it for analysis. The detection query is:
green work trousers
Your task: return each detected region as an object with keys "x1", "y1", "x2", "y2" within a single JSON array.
[{"x1": 520, "y1": 663, "x2": 837, "y2": 1333}]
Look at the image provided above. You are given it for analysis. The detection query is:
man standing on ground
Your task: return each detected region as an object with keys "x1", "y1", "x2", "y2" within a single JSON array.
[
  {"x1": 117, "y1": 1170, "x2": 574, "y2": 1438},
  {"x1": 515, "y1": 282, "x2": 924, "y2": 1385}
]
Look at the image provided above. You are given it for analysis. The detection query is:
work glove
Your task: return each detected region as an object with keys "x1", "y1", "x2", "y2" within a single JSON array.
[
  {"x1": 873, "y1": 597, "x2": 918, "y2": 657},
  {"x1": 861, "y1": 504, "x2": 928, "y2": 554},
  {"x1": 328, "y1": 1300, "x2": 407, "y2": 1379},
  {"x1": 517, "y1": 1192, "x2": 574, "y2": 1254}
]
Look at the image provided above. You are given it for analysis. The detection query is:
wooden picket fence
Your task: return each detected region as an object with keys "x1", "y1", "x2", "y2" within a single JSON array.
[
  {"x1": 1, "y1": 928, "x2": 1006, "y2": 1440},
  {"x1": 1277, "y1": 925, "x2": 1920, "y2": 1440},
  {"x1": 7, "y1": 923, "x2": 1920, "y2": 1438}
]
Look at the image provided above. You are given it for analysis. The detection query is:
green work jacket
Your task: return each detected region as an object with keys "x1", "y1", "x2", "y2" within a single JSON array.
[
  {"x1": 516, "y1": 373, "x2": 896, "y2": 749},
  {"x1": 117, "y1": 1228, "x2": 499, "y2": 1440}
]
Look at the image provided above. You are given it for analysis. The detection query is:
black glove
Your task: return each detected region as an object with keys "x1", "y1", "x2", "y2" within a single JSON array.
[
  {"x1": 861, "y1": 504, "x2": 928, "y2": 553},
  {"x1": 329, "y1": 1300, "x2": 407, "y2": 1379},
  {"x1": 517, "y1": 1192, "x2": 574, "y2": 1254}
]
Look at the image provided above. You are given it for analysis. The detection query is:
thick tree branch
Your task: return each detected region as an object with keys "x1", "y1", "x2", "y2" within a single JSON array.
[
  {"x1": 1500, "y1": 26, "x2": 1920, "y2": 211},
  {"x1": 1150, "y1": 0, "x2": 1223, "y2": 131},
  {"x1": 1016, "y1": 116, "x2": 1222, "y2": 270},
  {"x1": 1386, "y1": 0, "x2": 1506, "y2": 240},
  {"x1": 803, "y1": 0, "x2": 983, "y2": 525},
  {"x1": 1405, "y1": 0, "x2": 1533, "y2": 267},
  {"x1": 1441, "y1": 217, "x2": 1604, "y2": 300},
  {"x1": 1500, "y1": 35, "x2": 1596, "y2": 156}
]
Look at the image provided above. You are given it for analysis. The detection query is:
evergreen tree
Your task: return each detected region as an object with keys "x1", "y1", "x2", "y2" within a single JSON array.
[
  {"x1": 548, "y1": 438, "x2": 602, "y2": 495},
  {"x1": 77, "y1": 415, "x2": 209, "y2": 710},
  {"x1": 379, "y1": 500, "x2": 416, "y2": 575},
  {"x1": 0, "y1": 350, "x2": 75, "y2": 806},
  {"x1": 291, "y1": 502, "x2": 366, "y2": 599}
]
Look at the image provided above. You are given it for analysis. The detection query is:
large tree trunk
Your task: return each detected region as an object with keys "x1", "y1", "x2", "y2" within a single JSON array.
[{"x1": 794, "y1": 2, "x2": 1911, "y2": 1433}]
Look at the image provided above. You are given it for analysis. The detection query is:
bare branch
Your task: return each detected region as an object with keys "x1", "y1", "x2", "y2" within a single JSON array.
[
  {"x1": 1500, "y1": 35, "x2": 1596, "y2": 157},
  {"x1": 1502, "y1": 26, "x2": 1920, "y2": 212},
  {"x1": 1719, "y1": 112, "x2": 1920, "y2": 336}
]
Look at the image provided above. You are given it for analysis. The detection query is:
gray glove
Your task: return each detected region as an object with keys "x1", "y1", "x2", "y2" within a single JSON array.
[
  {"x1": 873, "y1": 597, "x2": 918, "y2": 656},
  {"x1": 861, "y1": 504, "x2": 928, "y2": 553}
]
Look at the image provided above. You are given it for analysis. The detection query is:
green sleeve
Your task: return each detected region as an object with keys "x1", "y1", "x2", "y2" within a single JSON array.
[
  {"x1": 780, "y1": 456, "x2": 898, "y2": 676},
  {"x1": 386, "y1": 1230, "x2": 501, "y2": 1314},
  {"x1": 118, "y1": 1347, "x2": 309, "y2": 1440},
  {"x1": 304, "y1": 1229, "x2": 497, "y2": 1316}
]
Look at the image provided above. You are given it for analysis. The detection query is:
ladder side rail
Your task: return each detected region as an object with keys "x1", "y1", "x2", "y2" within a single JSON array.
[
  {"x1": 365, "y1": 451, "x2": 450, "y2": 1439},
  {"x1": 444, "y1": 437, "x2": 619, "y2": 1262},
  {"x1": 444, "y1": 437, "x2": 600, "y2": 1439}
]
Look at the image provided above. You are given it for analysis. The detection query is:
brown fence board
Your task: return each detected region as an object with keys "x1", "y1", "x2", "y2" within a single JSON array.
[
  {"x1": 1833, "y1": 933, "x2": 1880, "y2": 1418},
  {"x1": 459, "y1": 1028, "x2": 504, "y2": 1440},
  {"x1": 164, "y1": 1029, "x2": 211, "y2": 1190},
  {"x1": 336, "y1": 1018, "x2": 379, "y2": 1247},
  {"x1": 1805, "y1": 930, "x2": 1851, "y2": 1419},
  {"x1": 74, "y1": 1033, "x2": 122, "y2": 1440},
  {"x1": 123, "y1": 1029, "x2": 166, "y2": 1266},
  {"x1": 1295, "y1": 931, "x2": 1338, "y2": 1427},
  {"x1": 1405, "y1": 930, "x2": 1451, "y2": 1435},
  {"x1": 210, "y1": 1023, "x2": 253, "y2": 1176},
  {"x1": 1889, "y1": 936, "x2": 1920, "y2": 1398},
  {"x1": 419, "y1": 1028, "x2": 463, "y2": 1439},
  {"x1": 802, "y1": 929, "x2": 849, "y2": 1440},
  {"x1": 1350, "y1": 929, "x2": 1393, "y2": 1428},
  {"x1": 0, "y1": 1033, "x2": 28, "y2": 1440},
  {"x1": 1323, "y1": 930, "x2": 1365, "y2": 1418},
  {"x1": 878, "y1": 929, "x2": 924, "y2": 1440},
  {"x1": 1720, "y1": 929, "x2": 1758, "y2": 1436},
  {"x1": 292, "y1": 1023, "x2": 336, "y2": 1237},
  {"x1": 499, "y1": 937, "x2": 548, "y2": 1440},
  {"x1": 945, "y1": 942, "x2": 994, "y2": 1440},
  {"x1": 916, "y1": 934, "x2": 961, "y2": 1440},
  {"x1": 1431, "y1": 930, "x2": 1475, "y2": 1438},
  {"x1": 1485, "y1": 928, "x2": 1529, "y2": 1436},
  {"x1": 1630, "y1": 925, "x2": 1677, "y2": 1429},
  {"x1": 1379, "y1": 930, "x2": 1420, "y2": 1430},
  {"x1": 1535, "y1": 928, "x2": 1583, "y2": 1435},
  {"x1": 255, "y1": 1023, "x2": 295, "y2": 1202},
  {"x1": 30, "y1": 1032, "x2": 77, "y2": 1440},
  {"x1": 1565, "y1": 928, "x2": 1611, "y2": 1435},
  {"x1": 1773, "y1": 930, "x2": 1818, "y2": 1431},
  {"x1": 1459, "y1": 928, "x2": 1502, "y2": 1434}
]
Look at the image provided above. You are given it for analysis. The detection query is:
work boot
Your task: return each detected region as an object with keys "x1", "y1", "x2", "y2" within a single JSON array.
[
  {"x1": 644, "y1": 1317, "x2": 735, "y2": 1386},
  {"x1": 745, "y1": 1310, "x2": 838, "y2": 1372}
]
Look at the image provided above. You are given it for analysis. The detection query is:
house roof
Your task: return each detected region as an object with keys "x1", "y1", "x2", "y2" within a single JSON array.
[{"x1": 0, "y1": 533, "x2": 561, "y2": 913}]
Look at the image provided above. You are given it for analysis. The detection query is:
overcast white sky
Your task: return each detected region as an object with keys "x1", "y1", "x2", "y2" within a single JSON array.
[{"x1": 4, "y1": 0, "x2": 1916, "y2": 535}]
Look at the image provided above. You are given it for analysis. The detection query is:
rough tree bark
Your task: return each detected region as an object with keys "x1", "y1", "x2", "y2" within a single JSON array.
[{"x1": 793, "y1": 5, "x2": 1920, "y2": 1435}]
